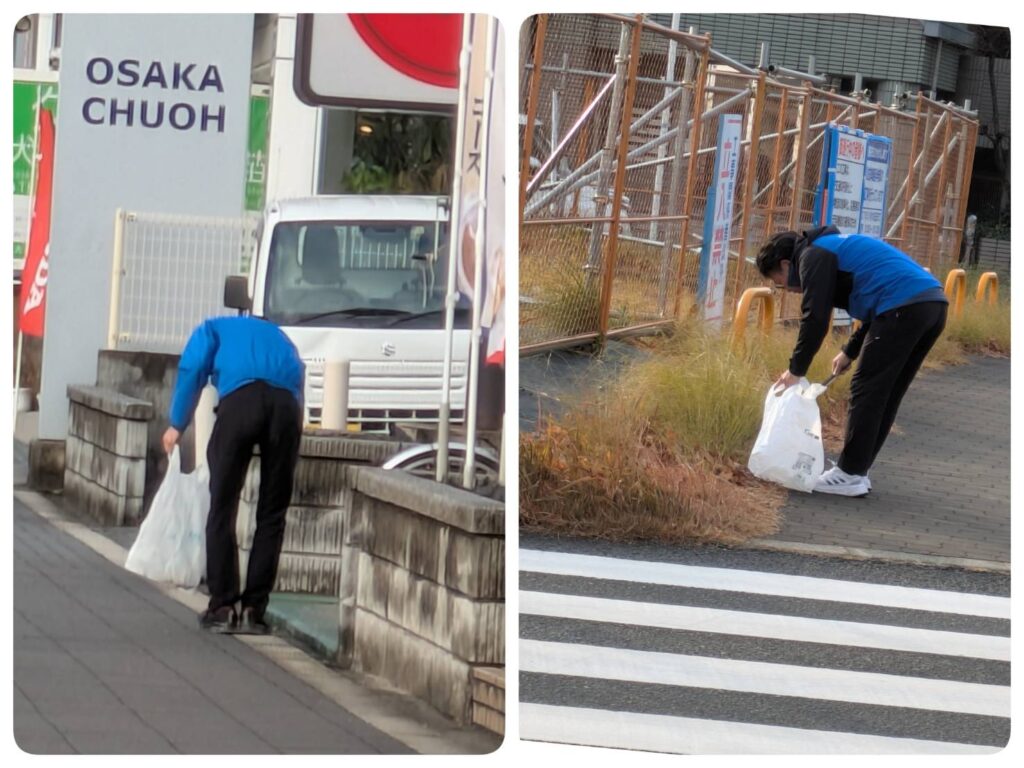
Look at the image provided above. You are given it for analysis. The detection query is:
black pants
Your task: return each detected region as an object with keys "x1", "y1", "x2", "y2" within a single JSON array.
[
  {"x1": 206, "y1": 381, "x2": 301, "y2": 616},
  {"x1": 839, "y1": 301, "x2": 947, "y2": 476}
]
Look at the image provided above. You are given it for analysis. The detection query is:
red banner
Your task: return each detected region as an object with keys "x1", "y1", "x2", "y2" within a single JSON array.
[{"x1": 19, "y1": 107, "x2": 55, "y2": 338}]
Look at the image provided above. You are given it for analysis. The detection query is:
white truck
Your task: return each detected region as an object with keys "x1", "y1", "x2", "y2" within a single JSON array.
[{"x1": 223, "y1": 194, "x2": 471, "y2": 434}]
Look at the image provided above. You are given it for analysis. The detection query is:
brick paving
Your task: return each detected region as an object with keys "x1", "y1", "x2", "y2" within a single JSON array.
[{"x1": 770, "y1": 357, "x2": 1010, "y2": 563}]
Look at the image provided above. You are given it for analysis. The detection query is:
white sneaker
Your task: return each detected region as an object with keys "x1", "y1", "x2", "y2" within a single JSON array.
[{"x1": 815, "y1": 465, "x2": 870, "y2": 497}]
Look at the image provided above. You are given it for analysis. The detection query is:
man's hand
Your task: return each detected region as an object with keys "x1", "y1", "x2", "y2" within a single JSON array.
[
  {"x1": 773, "y1": 370, "x2": 800, "y2": 392},
  {"x1": 831, "y1": 351, "x2": 852, "y2": 377},
  {"x1": 162, "y1": 427, "x2": 181, "y2": 456}
]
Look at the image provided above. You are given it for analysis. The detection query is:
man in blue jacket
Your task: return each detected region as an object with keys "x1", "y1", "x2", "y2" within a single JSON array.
[
  {"x1": 756, "y1": 226, "x2": 948, "y2": 497},
  {"x1": 163, "y1": 316, "x2": 304, "y2": 633}
]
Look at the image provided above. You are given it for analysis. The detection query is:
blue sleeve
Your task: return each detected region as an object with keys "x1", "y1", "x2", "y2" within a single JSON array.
[{"x1": 169, "y1": 321, "x2": 217, "y2": 431}]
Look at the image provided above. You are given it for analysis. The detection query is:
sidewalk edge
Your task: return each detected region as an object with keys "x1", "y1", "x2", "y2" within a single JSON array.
[{"x1": 745, "y1": 537, "x2": 1010, "y2": 574}]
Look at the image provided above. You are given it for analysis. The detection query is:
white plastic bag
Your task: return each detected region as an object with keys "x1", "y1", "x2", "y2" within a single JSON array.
[
  {"x1": 747, "y1": 378, "x2": 827, "y2": 492},
  {"x1": 125, "y1": 447, "x2": 209, "y2": 588}
]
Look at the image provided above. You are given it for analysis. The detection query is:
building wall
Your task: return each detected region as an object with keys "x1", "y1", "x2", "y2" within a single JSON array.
[
  {"x1": 956, "y1": 55, "x2": 1011, "y2": 139},
  {"x1": 264, "y1": 14, "x2": 321, "y2": 201},
  {"x1": 648, "y1": 13, "x2": 963, "y2": 92}
]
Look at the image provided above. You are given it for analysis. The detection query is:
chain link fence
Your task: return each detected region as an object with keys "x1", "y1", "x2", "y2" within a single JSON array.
[
  {"x1": 520, "y1": 14, "x2": 979, "y2": 351},
  {"x1": 109, "y1": 210, "x2": 260, "y2": 353}
]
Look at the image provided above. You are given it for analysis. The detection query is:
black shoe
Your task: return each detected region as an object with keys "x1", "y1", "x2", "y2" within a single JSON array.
[
  {"x1": 235, "y1": 607, "x2": 270, "y2": 635},
  {"x1": 198, "y1": 606, "x2": 237, "y2": 633}
]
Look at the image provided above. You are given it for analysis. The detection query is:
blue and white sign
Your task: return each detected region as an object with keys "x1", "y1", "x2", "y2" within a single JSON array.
[
  {"x1": 815, "y1": 123, "x2": 892, "y2": 236},
  {"x1": 698, "y1": 113, "x2": 743, "y2": 328},
  {"x1": 860, "y1": 137, "x2": 892, "y2": 237}
]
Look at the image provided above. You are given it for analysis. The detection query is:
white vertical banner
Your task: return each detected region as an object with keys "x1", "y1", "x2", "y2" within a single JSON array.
[
  {"x1": 455, "y1": 14, "x2": 503, "y2": 487},
  {"x1": 698, "y1": 113, "x2": 743, "y2": 328}
]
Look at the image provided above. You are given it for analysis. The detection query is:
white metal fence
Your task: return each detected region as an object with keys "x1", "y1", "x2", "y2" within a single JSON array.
[{"x1": 108, "y1": 209, "x2": 260, "y2": 353}]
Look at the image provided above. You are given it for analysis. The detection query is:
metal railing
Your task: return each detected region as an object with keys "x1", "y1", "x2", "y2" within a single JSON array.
[{"x1": 108, "y1": 209, "x2": 260, "y2": 353}]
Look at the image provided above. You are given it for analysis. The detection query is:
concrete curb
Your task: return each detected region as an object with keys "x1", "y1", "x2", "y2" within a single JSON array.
[
  {"x1": 745, "y1": 537, "x2": 1011, "y2": 574},
  {"x1": 13, "y1": 489, "x2": 500, "y2": 755}
]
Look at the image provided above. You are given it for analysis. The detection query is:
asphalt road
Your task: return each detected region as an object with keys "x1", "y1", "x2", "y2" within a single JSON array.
[{"x1": 519, "y1": 534, "x2": 1010, "y2": 754}]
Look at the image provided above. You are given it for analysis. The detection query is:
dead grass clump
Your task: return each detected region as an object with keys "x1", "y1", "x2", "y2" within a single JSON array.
[{"x1": 520, "y1": 403, "x2": 783, "y2": 544}]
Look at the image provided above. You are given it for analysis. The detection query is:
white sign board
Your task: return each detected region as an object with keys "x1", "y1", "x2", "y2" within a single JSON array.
[
  {"x1": 698, "y1": 113, "x2": 743, "y2": 328},
  {"x1": 830, "y1": 131, "x2": 867, "y2": 233},
  {"x1": 39, "y1": 14, "x2": 253, "y2": 439},
  {"x1": 860, "y1": 139, "x2": 892, "y2": 237},
  {"x1": 294, "y1": 14, "x2": 459, "y2": 111}
]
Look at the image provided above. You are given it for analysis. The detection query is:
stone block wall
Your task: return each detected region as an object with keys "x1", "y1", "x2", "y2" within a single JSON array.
[
  {"x1": 236, "y1": 435, "x2": 406, "y2": 596},
  {"x1": 64, "y1": 385, "x2": 153, "y2": 526},
  {"x1": 95, "y1": 350, "x2": 187, "y2": 509},
  {"x1": 344, "y1": 467, "x2": 504, "y2": 724}
]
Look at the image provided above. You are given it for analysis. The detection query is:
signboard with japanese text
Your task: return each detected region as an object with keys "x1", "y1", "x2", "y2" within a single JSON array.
[
  {"x1": 13, "y1": 79, "x2": 59, "y2": 266},
  {"x1": 697, "y1": 113, "x2": 742, "y2": 328},
  {"x1": 816, "y1": 123, "x2": 892, "y2": 236},
  {"x1": 860, "y1": 137, "x2": 892, "y2": 237},
  {"x1": 451, "y1": 16, "x2": 504, "y2": 364},
  {"x1": 245, "y1": 92, "x2": 269, "y2": 211}
]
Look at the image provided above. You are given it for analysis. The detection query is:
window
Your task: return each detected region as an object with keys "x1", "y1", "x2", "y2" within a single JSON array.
[
  {"x1": 264, "y1": 219, "x2": 469, "y2": 328},
  {"x1": 318, "y1": 109, "x2": 454, "y2": 195}
]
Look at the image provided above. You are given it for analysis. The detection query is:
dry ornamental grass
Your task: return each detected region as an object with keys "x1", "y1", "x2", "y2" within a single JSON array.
[{"x1": 521, "y1": 284, "x2": 1009, "y2": 545}]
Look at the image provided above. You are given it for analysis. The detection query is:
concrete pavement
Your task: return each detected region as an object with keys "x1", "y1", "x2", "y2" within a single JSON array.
[
  {"x1": 761, "y1": 356, "x2": 1010, "y2": 568},
  {"x1": 521, "y1": 350, "x2": 1010, "y2": 571},
  {"x1": 13, "y1": 496, "x2": 413, "y2": 754},
  {"x1": 12, "y1": 427, "x2": 500, "y2": 754}
]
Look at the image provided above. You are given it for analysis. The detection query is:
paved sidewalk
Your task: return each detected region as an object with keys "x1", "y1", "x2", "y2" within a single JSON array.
[
  {"x1": 765, "y1": 357, "x2": 1010, "y2": 565},
  {"x1": 13, "y1": 497, "x2": 413, "y2": 755}
]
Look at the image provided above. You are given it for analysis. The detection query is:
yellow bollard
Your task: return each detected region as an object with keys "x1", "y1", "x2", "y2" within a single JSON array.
[
  {"x1": 944, "y1": 268, "x2": 966, "y2": 319},
  {"x1": 975, "y1": 272, "x2": 999, "y2": 306},
  {"x1": 732, "y1": 287, "x2": 775, "y2": 351}
]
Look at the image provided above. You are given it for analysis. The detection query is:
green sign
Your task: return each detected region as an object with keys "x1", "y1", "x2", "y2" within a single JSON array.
[
  {"x1": 13, "y1": 80, "x2": 58, "y2": 262},
  {"x1": 245, "y1": 94, "x2": 269, "y2": 212}
]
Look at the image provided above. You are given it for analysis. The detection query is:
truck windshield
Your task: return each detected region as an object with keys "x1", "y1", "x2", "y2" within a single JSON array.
[{"x1": 263, "y1": 219, "x2": 470, "y2": 328}]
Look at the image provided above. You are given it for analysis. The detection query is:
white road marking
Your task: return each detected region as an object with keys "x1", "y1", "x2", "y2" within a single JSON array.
[
  {"x1": 520, "y1": 590, "x2": 1009, "y2": 661},
  {"x1": 520, "y1": 703, "x2": 1001, "y2": 755},
  {"x1": 520, "y1": 549, "x2": 1009, "y2": 618},
  {"x1": 520, "y1": 640, "x2": 1009, "y2": 718}
]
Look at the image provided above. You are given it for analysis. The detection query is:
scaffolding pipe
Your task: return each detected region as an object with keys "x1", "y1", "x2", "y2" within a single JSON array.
[
  {"x1": 768, "y1": 63, "x2": 827, "y2": 85},
  {"x1": 526, "y1": 75, "x2": 616, "y2": 196},
  {"x1": 709, "y1": 47, "x2": 759, "y2": 75},
  {"x1": 585, "y1": 21, "x2": 632, "y2": 276},
  {"x1": 527, "y1": 87, "x2": 751, "y2": 218},
  {"x1": 657, "y1": 25, "x2": 697, "y2": 313},
  {"x1": 886, "y1": 132, "x2": 960, "y2": 238},
  {"x1": 650, "y1": 12, "x2": 682, "y2": 240}
]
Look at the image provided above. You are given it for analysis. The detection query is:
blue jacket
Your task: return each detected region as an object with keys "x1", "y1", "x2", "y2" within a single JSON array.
[
  {"x1": 169, "y1": 316, "x2": 304, "y2": 431},
  {"x1": 785, "y1": 226, "x2": 946, "y2": 375},
  {"x1": 812, "y1": 232, "x2": 942, "y2": 320}
]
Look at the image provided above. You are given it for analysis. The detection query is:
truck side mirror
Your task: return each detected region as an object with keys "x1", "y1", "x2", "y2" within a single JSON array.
[{"x1": 224, "y1": 275, "x2": 251, "y2": 313}]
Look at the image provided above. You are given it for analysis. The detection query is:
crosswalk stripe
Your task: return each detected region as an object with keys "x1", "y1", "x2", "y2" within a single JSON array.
[
  {"x1": 519, "y1": 640, "x2": 1010, "y2": 718},
  {"x1": 520, "y1": 549, "x2": 1010, "y2": 619},
  {"x1": 520, "y1": 590, "x2": 1010, "y2": 661},
  {"x1": 520, "y1": 703, "x2": 1001, "y2": 755}
]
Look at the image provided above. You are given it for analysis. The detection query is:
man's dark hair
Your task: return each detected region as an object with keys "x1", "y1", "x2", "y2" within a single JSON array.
[{"x1": 756, "y1": 231, "x2": 799, "y2": 277}]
